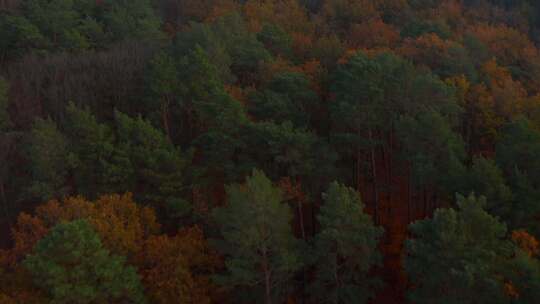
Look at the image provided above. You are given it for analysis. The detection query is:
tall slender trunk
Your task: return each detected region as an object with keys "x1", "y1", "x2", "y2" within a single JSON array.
[
  {"x1": 388, "y1": 126, "x2": 394, "y2": 214},
  {"x1": 423, "y1": 187, "x2": 428, "y2": 218},
  {"x1": 0, "y1": 181, "x2": 11, "y2": 228},
  {"x1": 262, "y1": 248, "x2": 272, "y2": 304},
  {"x1": 298, "y1": 201, "x2": 306, "y2": 240},
  {"x1": 296, "y1": 178, "x2": 306, "y2": 303},
  {"x1": 162, "y1": 96, "x2": 171, "y2": 141},
  {"x1": 369, "y1": 129, "x2": 378, "y2": 224},
  {"x1": 407, "y1": 175, "x2": 412, "y2": 223},
  {"x1": 356, "y1": 148, "x2": 361, "y2": 192},
  {"x1": 333, "y1": 258, "x2": 339, "y2": 304}
]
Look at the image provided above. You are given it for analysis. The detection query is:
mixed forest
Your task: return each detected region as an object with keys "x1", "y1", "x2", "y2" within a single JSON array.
[{"x1": 3, "y1": 0, "x2": 540, "y2": 303}]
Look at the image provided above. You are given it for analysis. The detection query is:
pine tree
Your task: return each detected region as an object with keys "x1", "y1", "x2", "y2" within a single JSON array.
[
  {"x1": 23, "y1": 220, "x2": 146, "y2": 304},
  {"x1": 405, "y1": 194, "x2": 510, "y2": 304},
  {"x1": 27, "y1": 117, "x2": 69, "y2": 201},
  {"x1": 311, "y1": 182, "x2": 383, "y2": 304},
  {"x1": 212, "y1": 169, "x2": 302, "y2": 304}
]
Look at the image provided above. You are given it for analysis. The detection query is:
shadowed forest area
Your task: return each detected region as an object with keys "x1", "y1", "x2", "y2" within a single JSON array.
[{"x1": 2, "y1": 0, "x2": 540, "y2": 303}]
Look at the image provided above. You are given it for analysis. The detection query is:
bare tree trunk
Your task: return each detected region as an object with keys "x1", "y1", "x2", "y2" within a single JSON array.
[
  {"x1": 369, "y1": 129, "x2": 378, "y2": 224},
  {"x1": 298, "y1": 200, "x2": 306, "y2": 240},
  {"x1": 356, "y1": 149, "x2": 361, "y2": 192},
  {"x1": 0, "y1": 181, "x2": 11, "y2": 228},
  {"x1": 262, "y1": 248, "x2": 272, "y2": 304},
  {"x1": 162, "y1": 96, "x2": 171, "y2": 141},
  {"x1": 388, "y1": 127, "x2": 394, "y2": 214},
  {"x1": 408, "y1": 178, "x2": 412, "y2": 223},
  {"x1": 423, "y1": 187, "x2": 428, "y2": 218},
  {"x1": 333, "y1": 259, "x2": 339, "y2": 304}
]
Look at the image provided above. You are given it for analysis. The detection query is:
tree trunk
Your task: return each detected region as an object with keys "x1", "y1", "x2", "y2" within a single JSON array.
[
  {"x1": 356, "y1": 148, "x2": 361, "y2": 192},
  {"x1": 298, "y1": 200, "x2": 306, "y2": 240},
  {"x1": 369, "y1": 129, "x2": 378, "y2": 224},
  {"x1": 162, "y1": 96, "x2": 171, "y2": 141},
  {"x1": 262, "y1": 248, "x2": 272, "y2": 304},
  {"x1": 388, "y1": 127, "x2": 394, "y2": 214},
  {"x1": 0, "y1": 181, "x2": 11, "y2": 228},
  {"x1": 423, "y1": 187, "x2": 428, "y2": 218},
  {"x1": 408, "y1": 175, "x2": 412, "y2": 223},
  {"x1": 333, "y1": 259, "x2": 339, "y2": 304}
]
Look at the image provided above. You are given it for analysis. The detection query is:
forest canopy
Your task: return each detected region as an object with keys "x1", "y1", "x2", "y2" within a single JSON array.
[{"x1": 2, "y1": 0, "x2": 540, "y2": 303}]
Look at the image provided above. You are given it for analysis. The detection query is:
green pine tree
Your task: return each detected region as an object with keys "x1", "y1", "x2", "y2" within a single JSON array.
[
  {"x1": 405, "y1": 193, "x2": 511, "y2": 304},
  {"x1": 27, "y1": 117, "x2": 69, "y2": 201},
  {"x1": 311, "y1": 182, "x2": 383, "y2": 304},
  {"x1": 23, "y1": 220, "x2": 146, "y2": 304},
  {"x1": 212, "y1": 169, "x2": 303, "y2": 304}
]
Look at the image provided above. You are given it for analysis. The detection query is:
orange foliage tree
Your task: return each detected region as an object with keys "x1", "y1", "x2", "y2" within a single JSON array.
[
  {"x1": 0, "y1": 193, "x2": 219, "y2": 303},
  {"x1": 139, "y1": 227, "x2": 220, "y2": 304}
]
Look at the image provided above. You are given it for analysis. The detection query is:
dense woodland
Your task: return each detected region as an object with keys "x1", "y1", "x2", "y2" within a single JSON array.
[{"x1": 2, "y1": 0, "x2": 540, "y2": 303}]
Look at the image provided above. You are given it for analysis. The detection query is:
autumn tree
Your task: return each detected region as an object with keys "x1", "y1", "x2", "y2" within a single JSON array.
[
  {"x1": 138, "y1": 227, "x2": 219, "y2": 304},
  {"x1": 4, "y1": 194, "x2": 218, "y2": 303},
  {"x1": 23, "y1": 220, "x2": 146, "y2": 304},
  {"x1": 212, "y1": 169, "x2": 303, "y2": 304},
  {"x1": 311, "y1": 182, "x2": 383, "y2": 304}
]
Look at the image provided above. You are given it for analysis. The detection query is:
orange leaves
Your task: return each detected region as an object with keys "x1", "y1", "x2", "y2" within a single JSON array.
[
  {"x1": 3, "y1": 194, "x2": 220, "y2": 303},
  {"x1": 512, "y1": 230, "x2": 540, "y2": 257},
  {"x1": 35, "y1": 196, "x2": 94, "y2": 225},
  {"x1": 348, "y1": 19, "x2": 400, "y2": 49},
  {"x1": 480, "y1": 59, "x2": 526, "y2": 120},
  {"x1": 279, "y1": 177, "x2": 306, "y2": 203},
  {"x1": 204, "y1": 0, "x2": 240, "y2": 23},
  {"x1": 8, "y1": 214, "x2": 48, "y2": 266},
  {"x1": 469, "y1": 23, "x2": 537, "y2": 67},
  {"x1": 24, "y1": 193, "x2": 160, "y2": 260},
  {"x1": 504, "y1": 281, "x2": 519, "y2": 299},
  {"x1": 90, "y1": 194, "x2": 160, "y2": 258},
  {"x1": 140, "y1": 235, "x2": 194, "y2": 304},
  {"x1": 139, "y1": 227, "x2": 220, "y2": 304},
  {"x1": 291, "y1": 32, "x2": 314, "y2": 60},
  {"x1": 399, "y1": 33, "x2": 456, "y2": 69}
]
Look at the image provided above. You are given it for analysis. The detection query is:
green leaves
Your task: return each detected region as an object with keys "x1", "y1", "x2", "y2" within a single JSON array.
[{"x1": 23, "y1": 220, "x2": 146, "y2": 304}]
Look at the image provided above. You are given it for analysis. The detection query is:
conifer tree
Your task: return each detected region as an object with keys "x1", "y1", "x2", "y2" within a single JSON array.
[
  {"x1": 213, "y1": 169, "x2": 302, "y2": 304},
  {"x1": 23, "y1": 220, "x2": 146, "y2": 304},
  {"x1": 311, "y1": 182, "x2": 383, "y2": 304}
]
